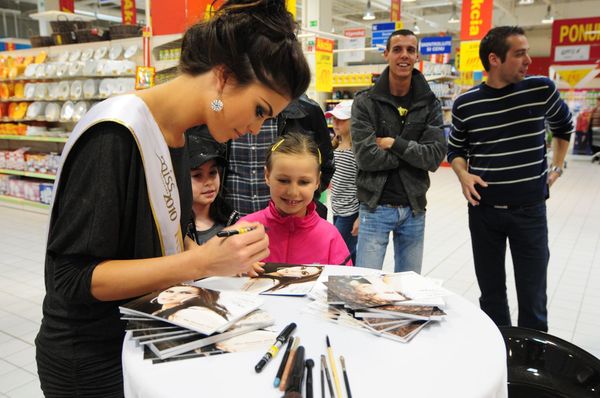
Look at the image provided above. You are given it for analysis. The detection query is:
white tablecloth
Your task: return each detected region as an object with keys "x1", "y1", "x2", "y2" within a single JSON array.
[{"x1": 123, "y1": 266, "x2": 508, "y2": 398}]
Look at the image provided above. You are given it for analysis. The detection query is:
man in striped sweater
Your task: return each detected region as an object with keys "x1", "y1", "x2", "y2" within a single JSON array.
[{"x1": 448, "y1": 26, "x2": 573, "y2": 332}]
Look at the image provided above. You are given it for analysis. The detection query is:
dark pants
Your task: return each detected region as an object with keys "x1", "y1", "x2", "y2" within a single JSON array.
[
  {"x1": 36, "y1": 338, "x2": 124, "y2": 398},
  {"x1": 333, "y1": 213, "x2": 358, "y2": 265},
  {"x1": 468, "y1": 202, "x2": 549, "y2": 332}
]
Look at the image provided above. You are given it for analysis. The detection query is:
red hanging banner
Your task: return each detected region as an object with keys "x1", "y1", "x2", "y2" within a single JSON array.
[
  {"x1": 59, "y1": 0, "x2": 74, "y2": 13},
  {"x1": 390, "y1": 0, "x2": 401, "y2": 22},
  {"x1": 122, "y1": 0, "x2": 137, "y2": 25},
  {"x1": 460, "y1": 0, "x2": 493, "y2": 41}
]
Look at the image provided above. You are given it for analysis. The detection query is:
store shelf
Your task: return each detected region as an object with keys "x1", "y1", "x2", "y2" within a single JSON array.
[
  {"x1": 0, "y1": 74, "x2": 136, "y2": 83},
  {"x1": 0, "y1": 169, "x2": 56, "y2": 180},
  {"x1": 426, "y1": 75, "x2": 458, "y2": 82},
  {"x1": 0, "y1": 135, "x2": 68, "y2": 143},
  {"x1": 332, "y1": 83, "x2": 374, "y2": 88},
  {"x1": 0, "y1": 195, "x2": 49, "y2": 213},
  {"x1": 155, "y1": 59, "x2": 179, "y2": 73}
]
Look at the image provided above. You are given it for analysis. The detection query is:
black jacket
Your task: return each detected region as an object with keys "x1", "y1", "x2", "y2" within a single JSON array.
[
  {"x1": 351, "y1": 67, "x2": 447, "y2": 211},
  {"x1": 277, "y1": 94, "x2": 335, "y2": 194}
]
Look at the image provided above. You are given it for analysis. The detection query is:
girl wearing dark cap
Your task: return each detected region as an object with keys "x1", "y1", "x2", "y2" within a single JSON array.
[
  {"x1": 186, "y1": 127, "x2": 239, "y2": 244},
  {"x1": 36, "y1": 1, "x2": 310, "y2": 395}
]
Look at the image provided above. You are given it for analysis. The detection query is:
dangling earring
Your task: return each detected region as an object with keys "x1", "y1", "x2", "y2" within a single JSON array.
[{"x1": 211, "y1": 98, "x2": 224, "y2": 112}]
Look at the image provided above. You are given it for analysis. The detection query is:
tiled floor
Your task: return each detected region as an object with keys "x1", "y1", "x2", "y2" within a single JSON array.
[{"x1": 0, "y1": 158, "x2": 599, "y2": 396}]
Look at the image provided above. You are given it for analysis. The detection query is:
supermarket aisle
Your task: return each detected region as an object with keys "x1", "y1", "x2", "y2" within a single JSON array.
[{"x1": 0, "y1": 160, "x2": 599, "y2": 396}]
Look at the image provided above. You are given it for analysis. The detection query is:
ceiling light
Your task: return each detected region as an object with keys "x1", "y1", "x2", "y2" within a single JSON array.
[
  {"x1": 448, "y1": 4, "x2": 460, "y2": 24},
  {"x1": 541, "y1": 5, "x2": 553, "y2": 24},
  {"x1": 363, "y1": 0, "x2": 376, "y2": 21},
  {"x1": 413, "y1": 21, "x2": 420, "y2": 34},
  {"x1": 517, "y1": 0, "x2": 534, "y2": 5}
]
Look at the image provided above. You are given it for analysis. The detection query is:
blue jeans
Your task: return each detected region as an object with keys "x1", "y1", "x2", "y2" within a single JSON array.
[
  {"x1": 469, "y1": 202, "x2": 549, "y2": 332},
  {"x1": 333, "y1": 213, "x2": 358, "y2": 265},
  {"x1": 356, "y1": 204, "x2": 425, "y2": 273}
]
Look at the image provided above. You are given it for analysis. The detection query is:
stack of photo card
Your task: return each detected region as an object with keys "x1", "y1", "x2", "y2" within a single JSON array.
[
  {"x1": 305, "y1": 272, "x2": 447, "y2": 343},
  {"x1": 126, "y1": 309, "x2": 276, "y2": 361},
  {"x1": 120, "y1": 284, "x2": 273, "y2": 361},
  {"x1": 198, "y1": 263, "x2": 323, "y2": 296}
]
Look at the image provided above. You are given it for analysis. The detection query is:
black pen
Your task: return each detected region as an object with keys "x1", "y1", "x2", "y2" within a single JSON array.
[
  {"x1": 274, "y1": 337, "x2": 295, "y2": 387},
  {"x1": 216, "y1": 226, "x2": 257, "y2": 237},
  {"x1": 254, "y1": 322, "x2": 296, "y2": 373},
  {"x1": 305, "y1": 359, "x2": 314, "y2": 398}
]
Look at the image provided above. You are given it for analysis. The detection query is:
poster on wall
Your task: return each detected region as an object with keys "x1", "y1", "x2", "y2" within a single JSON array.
[
  {"x1": 121, "y1": 0, "x2": 136, "y2": 25},
  {"x1": 315, "y1": 38, "x2": 334, "y2": 92}
]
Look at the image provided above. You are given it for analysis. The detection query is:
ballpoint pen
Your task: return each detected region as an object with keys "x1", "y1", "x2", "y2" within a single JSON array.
[{"x1": 255, "y1": 322, "x2": 296, "y2": 373}]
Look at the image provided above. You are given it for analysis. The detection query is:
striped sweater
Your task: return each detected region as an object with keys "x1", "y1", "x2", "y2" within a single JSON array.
[
  {"x1": 447, "y1": 76, "x2": 573, "y2": 206},
  {"x1": 331, "y1": 148, "x2": 359, "y2": 216}
]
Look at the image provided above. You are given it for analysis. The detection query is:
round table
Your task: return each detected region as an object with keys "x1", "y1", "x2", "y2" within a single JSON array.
[{"x1": 123, "y1": 266, "x2": 508, "y2": 398}]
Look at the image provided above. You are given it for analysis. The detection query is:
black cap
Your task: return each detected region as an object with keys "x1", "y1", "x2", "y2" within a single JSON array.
[{"x1": 186, "y1": 125, "x2": 227, "y2": 169}]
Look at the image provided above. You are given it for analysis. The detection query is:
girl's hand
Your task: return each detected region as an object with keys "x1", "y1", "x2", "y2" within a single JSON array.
[
  {"x1": 248, "y1": 262, "x2": 265, "y2": 278},
  {"x1": 193, "y1": 222, "x2": 269, "y2": 277}
]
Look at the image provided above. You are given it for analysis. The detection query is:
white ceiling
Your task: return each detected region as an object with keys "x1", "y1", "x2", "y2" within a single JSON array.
[{"x1": 24, "y1": 0, "x2": 599, "y2": 36}]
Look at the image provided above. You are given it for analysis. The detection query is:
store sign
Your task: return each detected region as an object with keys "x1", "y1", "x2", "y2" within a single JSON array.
[
  {"x1": 121, "y1": 0, "x2": 136, "y2": 25},
  {"x1": 338, "y1": 28, "x2": 366, "y2": 64},
  {"x1": 390, "y1": 0, "x2": 401, "y2": 22},
  {"x1": 372, "y1": 21, "x2": 403, "y2": 52},
  {"x1": 459, "y1": 40, "x2": 484, "y2": 72},
  {"x1": 420, "y1": 36, "x2": 452, "y2": 55},
  {"x1": 551, "y1": 17, "x2": 600, "y2": 63},
  {"x1": 460, "y1": 0, "x2": 493, "y2": 41},
  {"x1": 315, "y1": 38, "x2": 334, "y2": 92},
  {"x1": 59, "y1": 0, "x2": 74, "y2": 13},
  {"x1": 556, "y1": 68, "x2": 595, "y2": 88}
]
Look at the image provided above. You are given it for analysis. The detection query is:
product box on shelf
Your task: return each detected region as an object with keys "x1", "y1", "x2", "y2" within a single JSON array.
[
  {"x1": 39, "y1": 182, "x2": 54, "y2": 205},
  {"x1": 0, "y1": 174, "x2": 15, "y2": 195},
  {"x1": 5, "y1": 148, "x2": 28, "y2": 171}
]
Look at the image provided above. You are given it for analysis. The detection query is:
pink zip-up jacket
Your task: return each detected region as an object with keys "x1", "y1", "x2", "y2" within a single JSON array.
[{"x1": 240, "y1": 201, "x2": 352, "y2": 266}]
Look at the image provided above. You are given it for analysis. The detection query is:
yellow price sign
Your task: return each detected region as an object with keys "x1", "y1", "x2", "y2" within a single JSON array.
[{"x1": 459, "y1": 41, "x2": 484, "y2": 72}]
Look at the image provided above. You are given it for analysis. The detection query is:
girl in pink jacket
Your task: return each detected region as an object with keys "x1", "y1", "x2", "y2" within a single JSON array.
[{"x1": 240, "y1": 132, "x2": 352, "y2": 265}]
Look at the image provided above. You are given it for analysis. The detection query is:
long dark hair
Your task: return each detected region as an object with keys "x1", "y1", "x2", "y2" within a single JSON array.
[
  {"x1": 158, "y1": 288, "x2": 230, "y2": 320},
  {"x1": 180, "y1": 0, "x2": 310, "y2": 100}
]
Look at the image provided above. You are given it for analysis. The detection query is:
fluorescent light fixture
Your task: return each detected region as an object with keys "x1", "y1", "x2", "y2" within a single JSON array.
[
  {"x1": 541, "y1": 5, "x2": 553, "y2": 24},
  {"x1": 517, "y1": 0, "x2": 534, "y2": 5},
  {"x1": 75, "y1": 9, "x2": 124, "y2": 23},
  {"x1": 448, "y1": 4, "x2": 460, "y2": 24},
  {"x1": 363, "y1": 0, "x2": 376, "y2": 21}
]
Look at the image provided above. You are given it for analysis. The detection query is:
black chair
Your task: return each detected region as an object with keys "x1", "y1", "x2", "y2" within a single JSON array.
[{"x1": 500, "y1": 326, "x2": 600, "y2": 397}]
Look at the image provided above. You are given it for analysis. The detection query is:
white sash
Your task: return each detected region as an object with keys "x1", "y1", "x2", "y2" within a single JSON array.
[{"x1": 50, "y1": 94, "x2": 184, "y2": 256}]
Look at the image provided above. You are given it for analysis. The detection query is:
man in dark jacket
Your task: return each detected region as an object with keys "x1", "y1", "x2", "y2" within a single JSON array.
[
  {"x1": 223, "y1": 94, "x2": 334, "y2": 218},
  {"x1": 351, "y1": 29, "x2": 446, "y2": 273}
]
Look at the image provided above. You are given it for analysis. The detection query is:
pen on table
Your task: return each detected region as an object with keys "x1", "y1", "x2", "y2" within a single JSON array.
[
  {"x1": 340, "y1": 355, "x2": 352, "y2": 398},
  {"x1": 255, "y1": 322, "x2": 296, "y2": 373},
  {"x1": 216, "y1": 225, "x2": 257, "y2": 238},
  {"x1": 305, "y1": 359, "x2": 314, "y2": 398},
  {"x1": 273, "y1": 336, "x2": 295, "y2": 387},
  {"x1": 326, "y1": 335, "x2": 343, "y2": 398},
  {"x1": 321, "y1": 354, "x2": 335, "y2": 398},
  {"x1": 283, "y1": 346, "x2": 306, "y2": 397},
  {"x1": 279, "y1": 337, "x2": 301, "y2": 391},
  {"x1": 320, "y1": 356, "x2": 325, "y2": 398}
]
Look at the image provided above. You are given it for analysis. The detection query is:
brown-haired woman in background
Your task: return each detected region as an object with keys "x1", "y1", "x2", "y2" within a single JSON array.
[{"x1": 35, "y1": 1, "x2": 310, "y2": 395}]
